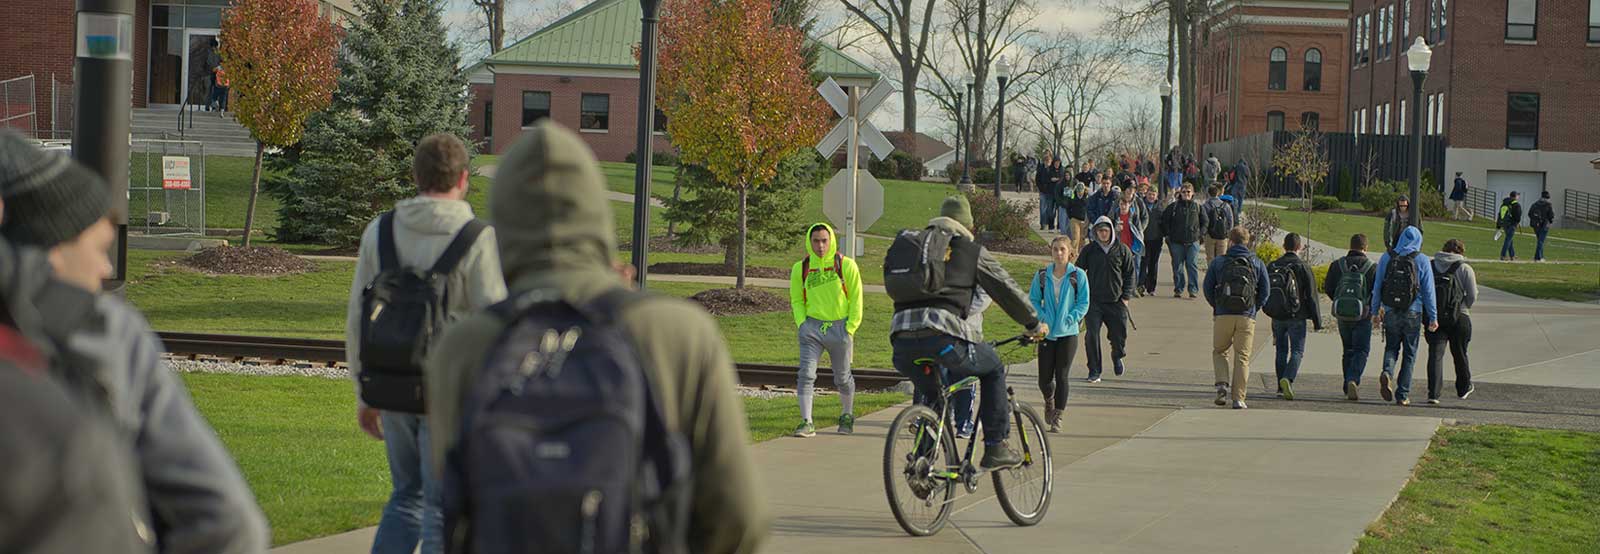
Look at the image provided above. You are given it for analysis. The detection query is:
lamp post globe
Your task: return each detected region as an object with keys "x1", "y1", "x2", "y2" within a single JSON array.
[{"x1": 1405, "y1": 37, "x2": 1432, "y2": 232}]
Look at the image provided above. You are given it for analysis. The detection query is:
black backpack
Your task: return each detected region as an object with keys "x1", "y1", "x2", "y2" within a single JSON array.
[
  {"x1": 1380, "y1": 251, "x2": 1420, "y2": 311},
  {"x1": 443, "y1": 288, "x2": 689, "y2": 554},
  {"x1": 1262, "y1": 259, "x2": 1301, "y2": 320},
  {"x1": 1434, "y1": 261, "x2": 1466, "y2": 326},
  {"x1": 358, "y1": 213, "x2": 488, "y2": 413},
  {"x1": 1217, "y1": 256, "x2": 1258, "y2": 312},
  {"x1": 1205, "y1": 204, "x2": 1230, "y2": 240},
  {"x1": 884, "y1": 227, "x2": 980, "y2": 316}
]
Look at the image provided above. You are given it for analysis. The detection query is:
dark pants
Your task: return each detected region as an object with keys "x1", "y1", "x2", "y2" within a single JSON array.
[
  {"x1": 1084, "y1": 302, "x2": 1128, "y2": 378},
  {"x1": 1037, "y1": 336, "x2": 1079, "y2": 410},
  {"x1": 1039, "y1": 193, "x2": 1055, "y2": 229},
  {"x1": 1272, "y1": 319, "x2": 1308, "y2": 383},
  {"x1": 1425, "y1": 315, "x2": 1473, "y2": 399},
  {"x1": 1382, "y1": 310, "x2": 1423, "y2": 401},
  {"x1": 892, "y1": 332, "x2": 1010, "y2": 445},
  {"x1": 209, "y1": 85, "x2": 229, "y2": 111},
  {"x1": 1338, "y1": 319, "x2": 1373, "y2": 385},
  {"x1": 1534, "y1": 227, "x2": 1549, "y2": 260},
  {"x1": 1141, "y1": 238, "x2": 1162, "y2": 293},
  {"x1": 1501, "y1": 225, "x2": 1518, "y2": 258}
]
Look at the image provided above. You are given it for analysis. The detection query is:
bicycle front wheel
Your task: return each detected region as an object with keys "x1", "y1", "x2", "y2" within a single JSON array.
[
  {"x1": 993, "y1": 402, "x2": 1053, "y2": 526},
  {"x1": 883, "y1": 404, "x2": 957, "y2": 536}
]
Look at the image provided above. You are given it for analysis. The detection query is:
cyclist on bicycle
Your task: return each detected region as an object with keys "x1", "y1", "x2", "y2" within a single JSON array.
[{"x1": 887, "y1": 196, "x2": 1047, "y2": 469}]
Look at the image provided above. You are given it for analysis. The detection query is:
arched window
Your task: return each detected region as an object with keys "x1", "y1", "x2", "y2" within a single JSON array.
[
  {"x1": 1268, "y1": 111, "x2": 1286, "y2": 132},
  {"x1": 1301, "y1": 111, "x2": 1320, "y2": 131},
  {"x1": 1304, "y1": 48, "x2": 1323, "y2": 91},
  {"x1": 1268, "y1": 47, "x2": 1287, "y2": 90}
]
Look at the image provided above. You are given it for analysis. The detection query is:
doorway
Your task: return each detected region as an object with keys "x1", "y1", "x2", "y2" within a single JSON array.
[
  {"x1": 182, "y1": 30, "x2": 220, "y2": 107},
  {"x1": 147, "y1": 2, "x2": 228, "y2": 107}
]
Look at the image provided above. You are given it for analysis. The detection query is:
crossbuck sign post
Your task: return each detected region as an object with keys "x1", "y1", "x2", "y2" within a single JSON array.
[{"x1": 815, "y1": 77, "x2": 894, "y2": 257}]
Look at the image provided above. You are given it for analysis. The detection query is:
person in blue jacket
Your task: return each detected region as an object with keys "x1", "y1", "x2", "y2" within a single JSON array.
[
  {"x1": 1370, "y1": 226, "x2": 1439, "y2": 406},
  {"x1": 1029, "y1": 236, "x2": 1091, "y2": 432},
  {"x1": 1203, "y1": 226, "x2": 1271, "y2": 409}
]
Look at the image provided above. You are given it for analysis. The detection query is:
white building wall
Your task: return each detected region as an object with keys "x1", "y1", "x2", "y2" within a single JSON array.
[{"x1": 1445, "y1": 148, "x2": 1600, "y2": 229}]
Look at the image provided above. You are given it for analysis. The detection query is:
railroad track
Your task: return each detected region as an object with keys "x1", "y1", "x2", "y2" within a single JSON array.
[{"x1": 157, "y1": 332, "x2": 904, "y2": 391}]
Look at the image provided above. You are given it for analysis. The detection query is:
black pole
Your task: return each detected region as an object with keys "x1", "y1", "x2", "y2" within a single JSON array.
[
  {"x1": 993, "y1": 76, "x2": 1007, "y2": 198},
  {"x1": 960, "y1": 83, "x2": 973, "y2": 188},
  {"x1": 631, "y1": 0, "x2": 661, "y2": 289},
  {"x1": 953, "y1": 91, "x2": 962, "y2": 178},
  {"x1": 1408, "y1": 70, "x2": 1426, "y2": 234},
  {"x1": 74, "y1": 0, "x2": 134, "y2": 290},
  {"x1": 1159, "y1": 93, "x2": 1172, "y2": 200}
]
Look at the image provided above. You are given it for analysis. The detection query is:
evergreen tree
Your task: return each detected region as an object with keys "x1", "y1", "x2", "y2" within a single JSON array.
[
  {"x1": 666, "y1": 153, "x2": 828, "y2": 267},
  {"x1": 267, "y1": 0, "x2": 470, "y2": 245}
]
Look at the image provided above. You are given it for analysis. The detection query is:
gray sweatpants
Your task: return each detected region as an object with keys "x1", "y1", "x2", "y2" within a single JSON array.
[{"x1": 798, "y1": 317, "x2": 855, "y2": 422}]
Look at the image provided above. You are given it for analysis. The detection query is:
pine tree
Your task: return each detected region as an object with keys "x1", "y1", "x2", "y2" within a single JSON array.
[{"x1": 266, "y1": 0, "x2": 470, "y2": 245}]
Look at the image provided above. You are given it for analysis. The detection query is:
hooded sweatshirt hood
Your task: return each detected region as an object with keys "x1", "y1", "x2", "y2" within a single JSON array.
[
  {"x1": 1394, "y1": 226, "x2": 1423, "y2": 256},
  {"x1": 393, "y1": 196, "x2": 475, "y2": 235},
  {"x1": 1092, "y1": 215, "x2": 1115, "y2": 245},
  {"x1": 804, "y1": 222, "x2": 838, "y2": 264},
  {"x1": 490, "y1": 121, "x2": 618, "y2": 290}
]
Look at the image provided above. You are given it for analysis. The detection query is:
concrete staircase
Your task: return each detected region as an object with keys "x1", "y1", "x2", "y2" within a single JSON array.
[{"x1": 132, "y1": 107, "x2": 258, "y2": 158}]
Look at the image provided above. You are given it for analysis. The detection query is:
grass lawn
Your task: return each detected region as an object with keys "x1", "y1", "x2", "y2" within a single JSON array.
[
  {"x1": 182, "y1": 372, "x2": 906, "y2": 545},
  {"x1": 1357, "y1": 425, "x2": 1600, "y2": 554}
]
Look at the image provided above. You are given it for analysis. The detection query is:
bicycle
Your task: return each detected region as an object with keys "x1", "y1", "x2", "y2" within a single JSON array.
[{"x1": 882, "y1": 334, "x2": 1052, "y2": 537}]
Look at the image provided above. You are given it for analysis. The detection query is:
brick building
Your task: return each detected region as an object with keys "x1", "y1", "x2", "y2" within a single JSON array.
[
  {"x1": 465, "y1": 0, "x2": 879, "y2": 161},
  {"x1": 1348, "y1": 0, "x2": 1600, "y2": 219},
  {"x1": 0, "y1": 0, "x2": 355, "y2": 137},
  {"x1": 1195, "y1": 0, "x2": 1352, "y2": 159}
]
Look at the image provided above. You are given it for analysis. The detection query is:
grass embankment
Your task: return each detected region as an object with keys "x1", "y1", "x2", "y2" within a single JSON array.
[
  {"x1": 183, "y1": 372, "x2": 905, "y2": 545},
  {"x1": 1358, "y1": 425, "x2": 1600, "y2": 554}
]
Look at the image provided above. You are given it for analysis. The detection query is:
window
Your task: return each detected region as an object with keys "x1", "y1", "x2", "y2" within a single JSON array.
[
  {"x1": 1304, "y1": 49, "x2": 1322, "y2": 91},
  {"x1": 1379, "y1": 5, "x2": 1392, "y2": 59},
  {"x1": 484, "y1": 101, "x2": 494, "y2": 140},
  {"x1": 1507, "y1": 93, "x2": 1539, "y2": 149},
  {"x1": 1268, "y1": 47, "x2": 1287, "y2": 90},
  {"x1": 1427, "y1": 95, "x2": 1436, "y2": 134},
  {"x1": 521, "y1": 91, "x2": 550, "y2": 126},
  {"x1": 1438, "y1": 92, "x2": 1446, "y2": 133},
  {"x1": 1591, "y1": 0, "x2": 1600, "y2": 43},
  {"x1": 653, "y1": 107, "x2": 668, "y2": 134},
  {"x1": 1300, "y1": 111, "x2": 1320, "y2": 131},
  {"x1": 1428, "y1": 0, "x2": 1449, "y2": 43},
  {"x1": 1357, "y1": 13, "x2": 1370, "y2": 64},
  {"x1": 580, "y1": 93, "x2": 610, "y2": 131},
  {"x1": 1403, "y1": 0, "x2": 1411, "y2": 42},
  {"x1": 1507, "y1": 0, "x2": 1537, "y2": 40},
  {"x1": 1267, "y1": 111, "x2": 1285, "y2": 132},
  {"x1": 1400, "y1": 99, "x2": 1407, "y2": 134},
  {"x1": 1382, "y1": 104, "x2": 1391, "y2": 134}
]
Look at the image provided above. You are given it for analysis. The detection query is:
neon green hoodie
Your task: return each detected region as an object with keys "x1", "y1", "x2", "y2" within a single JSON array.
[{"x1": 789, "y1": 222, "x2": 865, "y2": 335}]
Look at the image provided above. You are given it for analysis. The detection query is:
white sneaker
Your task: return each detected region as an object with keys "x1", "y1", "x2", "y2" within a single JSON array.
[{"x1": 1231, "y1": 400, "x2": 1248, "y2": 410}]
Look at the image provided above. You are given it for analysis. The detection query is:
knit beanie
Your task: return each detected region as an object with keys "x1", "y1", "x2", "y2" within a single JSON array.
[
  {"x1": 940, "y1": 195, "x2": 973, "y2": 231},
  {"x1": 0, "y1": 132, "x2": 111, "y2": 248}
]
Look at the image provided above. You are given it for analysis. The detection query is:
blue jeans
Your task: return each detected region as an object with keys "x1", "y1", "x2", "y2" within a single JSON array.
[
  {"x1": 1381, "y1": 310, "x2": 1423, "y2": 401},
  {"x1": 1168, "y1": 242, "x2": 1201, "y2": 294},
  {"x1": 892, "y1": 333, "x2": 1010, "y2": 445},
  {"x1": 373, "y1": 412, "x2": 443, "y2": 554},
  {"x1": 1534, "y1": 227, "x2": 1549, "y2": 260},
  {"x1": 1272, "y1": 319, "x2": 1307, "y2": 384},
  {"x1": 1338, "y1": 319, "x2": 1373, "y2": 385},
  {"x1": 1039, "y1": 193, "x2": 1055, "y2": 228},
  {"x1": 1501, "y1": 226, "x2": 1518, "y2": 258}
]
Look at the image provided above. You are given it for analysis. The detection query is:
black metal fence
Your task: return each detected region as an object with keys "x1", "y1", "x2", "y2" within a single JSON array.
[
  {"x1": 1463, "y1": 187, "x2": 1496, "y2": 222},
  {"x1": 1203, "y1": 131, "x2": 1447, "y2": 200},
  {"x1": 1564, "y1": 188, "x2": 1600, "y2": 229}
]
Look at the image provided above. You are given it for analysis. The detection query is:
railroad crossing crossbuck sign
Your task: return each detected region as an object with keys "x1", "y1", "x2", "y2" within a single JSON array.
[{"x1": 815, "y1": 77, "x2": 895, "y2": 257}]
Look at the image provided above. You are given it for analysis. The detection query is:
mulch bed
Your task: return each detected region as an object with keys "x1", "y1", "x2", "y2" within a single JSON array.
[
  {"x1": 649, "y1": 262, "x2": 788, "y2": 280},
  {"x1": 180, "y1": 246, "x2": 316, "y2": 276},
  {"x1": 688, "y1": 287, "x2": 789, "y2": 316},
  {"x1": 980, "y1": 237, "x2": 1052, "y2": 256},
  {"x1": 618, "y1": 236, "x2": 722, "y2": 255}
]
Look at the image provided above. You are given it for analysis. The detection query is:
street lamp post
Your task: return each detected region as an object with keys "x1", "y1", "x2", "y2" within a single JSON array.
[
  {"x1": 75, "y1": 0, "x2": 134, "y2": 290},
  {"x1": 993, "y1": 57, "x2": 1010, "y2": 198},
  {"x1": 953, "y1": 90, "x2": 963, "y2": 183},
  {"x1": 959, "y1": 80, "x2": 974, "y2": 189},
  {"x1": 1405, "y1": 37, "x2": 1432, "y2": 234},
  {"x1": 631, "y1": 0, "x2": 662, "y2": 288},
  {"x1": 1158, "y1": 80, "x2": 1173, "y2": 201}
]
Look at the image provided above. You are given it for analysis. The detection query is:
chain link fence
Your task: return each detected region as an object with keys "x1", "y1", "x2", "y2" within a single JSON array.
[
  {"x1": 129, "y1": 139, "x2": 207, "y2": 236},
  {"x1": 1, "y1": 75, "x2": 38, "y2": 137}
]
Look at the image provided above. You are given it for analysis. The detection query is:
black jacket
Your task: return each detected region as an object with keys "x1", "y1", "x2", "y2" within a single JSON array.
[
  {"x1": 1035, "y1": 164, "x2": 1056, "y2": 194},
  {"x1": 1143, "y1": 200, "x2": 1165, "y2": 246},
  {"x1": 1161, "y1": 198, "x2": 1203, "y2": 245},
  {"x1": 1078, "y1": 236, "x2": 1137, "y2": 304},
  {"x1": 1323, "y1": 250, "x2": 1379, "y2": 304},
  {"x1": 1268, "y1": 253, "x2": 1324, "y2": 329},
  {"x1": 1530, "y1": 199, "x2": 1555, "y2": 230}
]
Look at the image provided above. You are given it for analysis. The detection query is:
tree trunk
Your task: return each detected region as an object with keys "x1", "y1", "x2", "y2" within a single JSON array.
[
  {"x1": 901, "y1": 62, "x2": 919, "y2": 140},
  {"x1": 667, "y1": 177, "x2": 682, "y2": 237},
  {"x1": 736, "y1": 185, "x2": 748, "y2": 289},
  {"x1": 242, "y1": 141, "x2": 265, "y2": 248}
]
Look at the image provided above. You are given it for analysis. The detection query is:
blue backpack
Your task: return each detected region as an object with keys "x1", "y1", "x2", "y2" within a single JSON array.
[{"x1": 443, "y1": 288, "x2": 690, "y2": 554}]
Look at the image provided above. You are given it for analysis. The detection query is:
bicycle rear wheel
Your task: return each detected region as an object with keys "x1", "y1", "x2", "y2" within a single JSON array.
[
  {"x1": 993, "y1": 402, "x2": 1053, "y2": 526},
  {"x1": 883, "y1": 404, "x2": 958, "y2": 536}
]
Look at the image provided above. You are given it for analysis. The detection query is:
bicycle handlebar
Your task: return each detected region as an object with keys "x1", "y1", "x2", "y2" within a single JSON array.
[{"x1": 990, "y1": 334, "x2": 1038, "y2": 348}]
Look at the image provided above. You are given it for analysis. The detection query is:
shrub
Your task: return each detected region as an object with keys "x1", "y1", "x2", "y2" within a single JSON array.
[
  {"x1": 1360, "y1": 180, "x2": 1447, "y2": 218},
  {"x1": 1241, "y1": 206, "x2": 1280, "y2": 249},
  {"x1": 624, "y1": 150, "x2": 680, "y2": 166},
  {"x1": 1338, "y1": 170, "x2": 1355, "y2": 201},
  {"x1": 964, "y1": 190, "x2": 1033, "y2": 242},
  {"x1": 1312, "y1": 263, "x2": 1329, "y2": 292},
  {"x1": 870, "y1": 151, "x2": 925, "y2": 180},
  {"x1": 1254, "y1": 241, "x2": 1284, "y2": 263},
  {"x1": 1312, "y1": 195, "x2": 1343, "y2": 210},
  {"x1": 973, "y1": 167, "x2": 997, "y2": 186}
]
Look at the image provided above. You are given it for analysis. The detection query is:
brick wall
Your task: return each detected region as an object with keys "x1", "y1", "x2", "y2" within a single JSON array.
[
  {"x1": 467, "y1": 83, "x2": 492, "y2": 149},
  {"x1": 0, "y1": 2, "x2": 76, "y2": 134},
  {"x1": 489, "y1": 73, "x2": 672, "y2": 161},
  {"x1": 1196, "y1": 5, "x2": 1349, "y2": 157}
]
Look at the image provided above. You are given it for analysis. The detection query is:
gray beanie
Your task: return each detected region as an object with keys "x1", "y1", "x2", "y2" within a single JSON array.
[{"x1": 0, "y1": 131, "x2": 111, "y2": 248}]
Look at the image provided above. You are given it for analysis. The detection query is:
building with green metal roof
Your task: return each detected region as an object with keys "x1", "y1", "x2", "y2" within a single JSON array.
[{"x1": 464, "y1": 0, "x2": 880, "y2": 159}]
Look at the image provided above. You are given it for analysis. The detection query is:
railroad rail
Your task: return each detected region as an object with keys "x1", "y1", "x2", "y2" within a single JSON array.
[{"x1": 157, "y1": 332, "x2": 904, "y2": 391}]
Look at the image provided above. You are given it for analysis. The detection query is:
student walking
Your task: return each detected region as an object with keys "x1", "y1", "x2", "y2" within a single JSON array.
[
  {"x1": 1425, "y1": 239, "x2": 1477, "y2": 403},
  {"x1": 1384, "y1": 196, "x2": 1411, "y2": 251},
  {"x1": 1161, "y1": 183, "x2": 1205, "y2": 298},
  {"x1": 1087, "y1": 174, "x2": 1119, "y2": 227},
  {"x1": 1203, "y1": 153, "x2": 1221, "y2": 186},
  {"x1": 1530, "y1": 191, "x2": 1555, "y2": 262},
  {"x1": 1449, "y1": 172, "x2": 1473, "y2": 221},
  {"x1": 1264, "y1": 233, "x2": 1323, "y2": 400},
  {"x1": 1064, "y1": 165, "x2": 1089, "y2": 249},
  {"x1": 1203, "y1": 227, "x2": 1271, "y2": 409},
  {"x1": 1372, "y1": 226, "x2": 1439, "y2": 406},
  {"x1": 1228, "y1": 159, "x2": 1249, "y2": 215},
  {"x1": 1029, "y1": 236, "x2": 1090, "y2": 432},
  {"x1": 788, "y1": 222, "x2": 864, "y2": 437},
  {"x1": 1200, "y1": 184, "x2": 1235, "y2": 263},
  {"x1": 427, "y1": 122, "x2": 770, "y2": 553},
  {"x1": 1498, "y1": 192, "x2": 1523, "y2": 261},
  {"x1": 1325, "y1": 234, "x2": 1380, "y2": 400},
  {"x1": 1078, "y1": 216, "x2": 1137, "y2": 382},
  {"x1": 1115, "y1": 188, "x2": 1147, "y2": 296},
  {"x1": 1036, "y1": 154, "x2": 1056, "y2": 230},
  {"x1": 1140, "y1": 187, "x2": 1165, "y2": 296}
]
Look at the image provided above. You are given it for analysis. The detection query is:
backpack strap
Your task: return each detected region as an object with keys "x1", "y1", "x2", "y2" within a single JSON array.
[
  {"x1": 834, "y1": 252, "x2": 847, "y2": 297},
  {"x1": 428, "y1": 219, "x2": 489, "y2": 276},
  {"x1": 1443, "y1": 260, "x2": 1464, "y2": 277},
  {"x1": 377, "y1": 211, "x2": 399, "y2": 272}
]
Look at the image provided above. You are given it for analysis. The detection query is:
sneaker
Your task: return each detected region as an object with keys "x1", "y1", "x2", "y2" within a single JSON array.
[
  {"x1": 1345, "y1": 381, "x2": 1359, "y2": 401},
  {"x1": 837, "y1": 414, "x2": 855, "y2": 435},
  {"x1": 792, "y1": 421, "x2": 816, "y2": 438},
  {"x1": 1188, "y1": 291, "x2": 1198, "y2": 299},
  {"x1": 1379, "y1": 372, "x2": 1394, "y2": 402},
  {"x1": 1396, "y1": 398, "x2": 1410, "y2": 407},
  {"x1": 1114, "y1": 360, "x2": 1125, "y2": 376},
  {"x1": 1215, "y1": 384, "x2": 1229, "y2": 406},
  {"x1": 1232, "y1": 400, "x2": 1248, "y2": 409},
  {"x1": 1459, "y1": 385, "x2": 1475, "y2": 399},
  {"x1": 980, "y1": 444, "x2": 1023, "y2": 469},
  {"x1": 1426, "y1": 398, "x2": 1440, "y2": 405},
  {"x1": 1279, "y1": 378, "x2": 1294, "y2": 401},
  {"x1": 1048, "y1": 410, "x2": 1062, "y2": 433},
  {"x1": 1087, "y1": 375, "x2": 1102, "y2": 383},
  {"x1": 1174, "y1": 291, "x2": 1183, "y2": 298}
]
